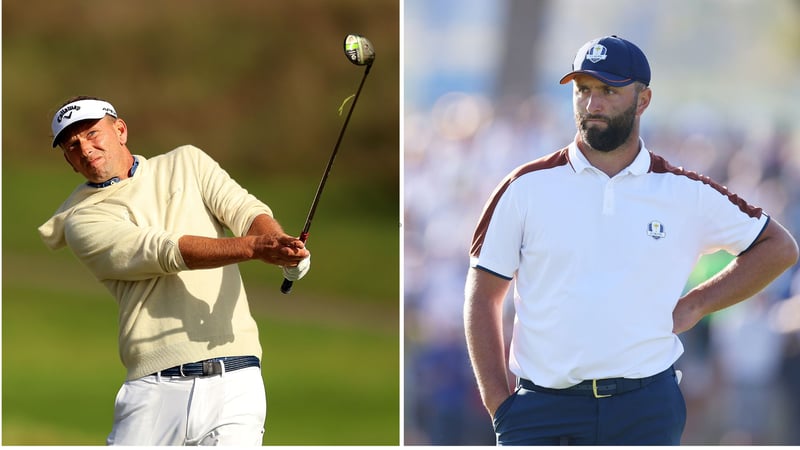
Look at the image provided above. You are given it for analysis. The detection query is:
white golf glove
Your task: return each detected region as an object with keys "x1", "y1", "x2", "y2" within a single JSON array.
[{"x1": 282, "y1": 253, "x2": 311, "y2": 281}]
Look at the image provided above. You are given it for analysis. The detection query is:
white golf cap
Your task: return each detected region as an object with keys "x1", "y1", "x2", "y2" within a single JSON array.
[{"x1": 51, "y1": 99, "x2": 118, "y2": 147}]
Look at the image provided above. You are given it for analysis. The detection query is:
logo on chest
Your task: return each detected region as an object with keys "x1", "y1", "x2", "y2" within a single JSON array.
[{"x1": 646, "y1": 220, "x2": 666, "y2": 240}]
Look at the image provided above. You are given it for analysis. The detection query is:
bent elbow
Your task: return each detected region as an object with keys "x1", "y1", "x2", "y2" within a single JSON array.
[
  {"x1": 766, "y1": 220, "x2": 800, "y2": 270},
  {"x1": 776, "y1": 229, "x2": 800, "y2": 270}
]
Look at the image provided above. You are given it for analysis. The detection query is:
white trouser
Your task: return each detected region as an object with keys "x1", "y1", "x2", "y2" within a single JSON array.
[{"x1": 107, "y1": 366, "x2": 266, "y2": 445}]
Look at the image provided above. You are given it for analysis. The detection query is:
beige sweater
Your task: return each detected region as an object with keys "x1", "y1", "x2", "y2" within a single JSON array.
[{"x1": 39, "y1": 145, "x2": 269, "y2": 380}]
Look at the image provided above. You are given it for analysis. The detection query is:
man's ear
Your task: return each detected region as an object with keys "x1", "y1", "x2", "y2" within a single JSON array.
[
  {"x1": 114, "y1": 118, "x2": 128, "y2": 146},
  {"x1": 637, "y1": 87, "x2": 652, "y2": 116}
]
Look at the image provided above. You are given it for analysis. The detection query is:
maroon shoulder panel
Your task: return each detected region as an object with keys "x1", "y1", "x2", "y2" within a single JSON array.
[
  {"x1": 470, "y1": 148, "x2": 570, "y2": 258},
  {"x1": 648, "y1": 152, "x2": 762, "y2": 218}
]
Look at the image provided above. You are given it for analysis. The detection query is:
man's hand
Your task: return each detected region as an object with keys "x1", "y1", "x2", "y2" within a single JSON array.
[
  {"x1": 249, "y1": 233, "x2": 309, "y2": 267},
  {"x1": 246, "y1": 214, "x2": 310, "y2": 267}
]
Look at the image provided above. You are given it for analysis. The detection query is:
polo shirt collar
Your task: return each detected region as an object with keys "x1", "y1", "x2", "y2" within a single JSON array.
[{"x1": 567, "y1": 137, "x2": 651, "y2": 176}]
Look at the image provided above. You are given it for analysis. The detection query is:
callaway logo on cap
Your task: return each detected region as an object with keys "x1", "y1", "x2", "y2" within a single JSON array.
[
  {"x1": 560, "y1": 35, "x2": 651, "y2": 87},
  {"x1": 51, "y1": 99, "x2": 118, "y2": 147}
]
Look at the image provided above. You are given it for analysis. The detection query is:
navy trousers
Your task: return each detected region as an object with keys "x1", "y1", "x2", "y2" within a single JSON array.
[{"x1": 492, "y1": 369, "x2": 686, "y2": 445}]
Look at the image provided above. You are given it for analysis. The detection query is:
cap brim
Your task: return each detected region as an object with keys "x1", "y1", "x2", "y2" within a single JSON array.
[
  {"x1": 559, "y1": 70, "x2": 635, "y2": 87},
  {"x1": 51, "y1": 99, "x2": 117, "y2": 147},
  {"x1": 51, "y1": 116, "x2": 106, "y2": 147}
]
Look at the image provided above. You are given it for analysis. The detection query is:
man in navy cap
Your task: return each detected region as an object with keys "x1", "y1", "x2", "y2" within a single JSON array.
[{"x1": 464, "y1": 36, "x2": 798, "y2": 445}]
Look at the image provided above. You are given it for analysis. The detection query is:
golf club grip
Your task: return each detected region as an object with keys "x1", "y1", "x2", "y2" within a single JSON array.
[
  {"x1": 280, "y1": 278, "x2": 294, "y2": 294},
  {"x1": 280, "y1": 231, "x2": 309, "y2": 294}
]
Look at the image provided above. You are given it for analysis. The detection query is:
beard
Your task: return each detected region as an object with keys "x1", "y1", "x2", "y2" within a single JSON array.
[{"x1": 576, "y1": 99, "x2": 637, "y2": 153}]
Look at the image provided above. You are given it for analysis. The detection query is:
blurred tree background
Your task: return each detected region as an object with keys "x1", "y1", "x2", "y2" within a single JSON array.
[{"x1": 3, "y1": 0, "x2": 399, "y2": 445}]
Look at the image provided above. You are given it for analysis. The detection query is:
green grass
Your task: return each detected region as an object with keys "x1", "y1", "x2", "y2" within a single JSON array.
[
  {"x1": 260, "y1": 317, "x2": 398, "y2": 445},
  {"x1": 2, "y1": 163, "x2": 399, "y2": 445},
  {"x1": 2, "y1": 284, "x2": 125, "y2": 444},
  {"x1": 2, "y1": 281, "x2": 398, "y2": 445}
]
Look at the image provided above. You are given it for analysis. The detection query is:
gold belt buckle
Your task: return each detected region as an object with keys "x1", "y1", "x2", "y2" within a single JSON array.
[{"x1": 592, "y1": 379, "x2": 611, "y2": 398}]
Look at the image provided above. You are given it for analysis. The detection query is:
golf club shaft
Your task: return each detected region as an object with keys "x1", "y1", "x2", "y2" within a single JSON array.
[{"x1": 281, "y1": 63, "x2": 372, "y2": 294}]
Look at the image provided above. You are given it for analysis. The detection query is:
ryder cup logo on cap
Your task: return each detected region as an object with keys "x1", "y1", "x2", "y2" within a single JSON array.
[
  {"x1": 585, "y1": 44, "x2": 607, "y2": 63},
  {"x1": 559, "y1": 35, "x2": 650, "y2": 87},
  {"x1": 51, "y1": 99, "x2": 118, "y2": 147}
]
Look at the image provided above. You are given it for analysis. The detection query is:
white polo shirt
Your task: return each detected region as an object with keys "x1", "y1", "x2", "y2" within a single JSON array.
[{"x1": 469, "y1": 140, "x2": 768, "y2": 388}]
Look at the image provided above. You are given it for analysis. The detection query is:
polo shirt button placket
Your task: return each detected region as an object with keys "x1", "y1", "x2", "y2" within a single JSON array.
[{"x1": 602, "y1": 179, "x2": 616, "y2": 215}]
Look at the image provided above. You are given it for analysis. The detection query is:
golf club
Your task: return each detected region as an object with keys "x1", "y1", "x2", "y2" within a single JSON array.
[{"x1": 281, "y1": 34, "x2": 375, "y2": 294}]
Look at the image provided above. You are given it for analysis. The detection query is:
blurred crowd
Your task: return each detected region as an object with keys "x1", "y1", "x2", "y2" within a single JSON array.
[{"x1": 403, "y1": 91, "x2": 800, "y2": 445}]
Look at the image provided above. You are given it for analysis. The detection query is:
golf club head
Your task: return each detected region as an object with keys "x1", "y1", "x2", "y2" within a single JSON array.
[{"x1": 344, "y1": 34, "x2": 375, "y2": 66}]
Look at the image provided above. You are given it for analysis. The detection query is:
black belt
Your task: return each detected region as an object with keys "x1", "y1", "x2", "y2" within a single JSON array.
[
  {"x1": 519, "y1": 366, "x2": 675, "y2": 398},
  {"x1": 154, "y1": 356, "x2": 260, "y2": 377}
]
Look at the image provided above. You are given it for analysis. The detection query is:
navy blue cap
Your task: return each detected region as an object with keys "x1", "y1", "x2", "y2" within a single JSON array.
[{"x1": 560, "y1": 35, "x2": 650, "y2": 87}]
